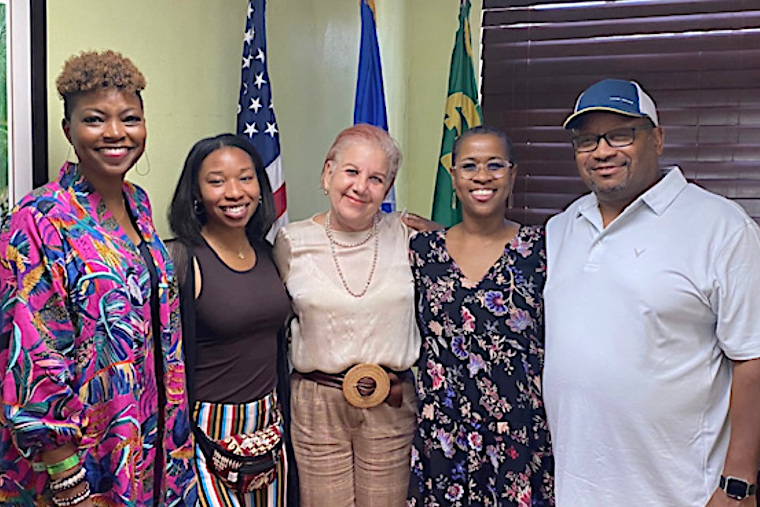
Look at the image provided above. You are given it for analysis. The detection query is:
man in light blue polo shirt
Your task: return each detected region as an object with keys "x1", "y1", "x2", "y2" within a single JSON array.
[{"x1": 543, "y1": 79, "x2": 760, "y2": 506}]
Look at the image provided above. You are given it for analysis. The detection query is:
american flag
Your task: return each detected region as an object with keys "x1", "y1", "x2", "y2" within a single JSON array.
[{"x1": 237, "y1": 0, "x2": 288, "y2": 240}]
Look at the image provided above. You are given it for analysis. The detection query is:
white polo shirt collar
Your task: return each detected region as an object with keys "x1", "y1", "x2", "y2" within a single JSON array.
[{"x1": 573, "y1": 166, "x2": 688, "y2": 230}]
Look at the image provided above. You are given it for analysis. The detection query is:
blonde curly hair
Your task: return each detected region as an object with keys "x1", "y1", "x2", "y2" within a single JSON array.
[{"x1": 56, "y1": 50, "x2": 146, "y2": 119}]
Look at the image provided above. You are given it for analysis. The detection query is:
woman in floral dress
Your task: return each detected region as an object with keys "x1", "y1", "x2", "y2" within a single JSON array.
[{"x1": 407, "y1": 126, "x2": 553, "y2": 507}]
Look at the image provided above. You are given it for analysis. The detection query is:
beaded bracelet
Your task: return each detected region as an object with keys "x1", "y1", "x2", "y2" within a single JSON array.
[
  {"x1": 46, "y1": 454, "x2": 80, "y2": 475},
  {"x1": 51, "y1": 481, "x2": 90, "y2": 507},
  {"x1": 50, "y1": 467, "x2": 87, "y2": 492}
]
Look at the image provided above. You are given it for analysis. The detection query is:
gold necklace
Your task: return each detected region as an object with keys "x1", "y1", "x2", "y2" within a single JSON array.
[
  {"x1": 203, "y1": 234, "x2": 249, "y2": 260},
  {"x1": 106, "y1": 200, "x2": 129, "y2": 224},
  {"x1": 324, "y1": 211, "x2": 379, "y2": 298}
]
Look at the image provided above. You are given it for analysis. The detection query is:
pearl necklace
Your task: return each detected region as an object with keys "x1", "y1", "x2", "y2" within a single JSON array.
[
  {"x1": 325, "y1": 215, "x2": 376, "y2": 248},
  {"x1": 324, "y1": 211, "x2": 379, "y2": 298}
]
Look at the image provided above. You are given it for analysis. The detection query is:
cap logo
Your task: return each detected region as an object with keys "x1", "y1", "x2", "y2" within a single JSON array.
[{"x1": 611, "y1": 96, "x2": 634, "y2": 105}]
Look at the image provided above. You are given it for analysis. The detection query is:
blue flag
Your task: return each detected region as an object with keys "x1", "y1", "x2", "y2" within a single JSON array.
[
  {"x1": 237, "y1": 0, "x2": 288, "y2": 238},
  {"x1": 353, "y1": 0, "x2": 395, "y2": 212}
]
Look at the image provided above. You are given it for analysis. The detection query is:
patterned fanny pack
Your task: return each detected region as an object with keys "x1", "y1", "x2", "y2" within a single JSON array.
[{"x1": 193, "y1": 411, "x2": 283, "y2": 501}]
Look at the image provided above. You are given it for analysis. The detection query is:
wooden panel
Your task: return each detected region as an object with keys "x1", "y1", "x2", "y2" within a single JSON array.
[
  {"x1": 483, "y1": 55, "x2": 760, "y2": 83},
  {"x1": 483, "y1": 32, "x2": 760, "y2": 61},
  {"x1": 512, "y1": 175, "x2": 588, "y2": 195},
  {"x1": 482, "y1": 59, "x2": 760, "y2": 90},
  {"x1": 734, "y1": 199, "x2": 760, "y2": 220},
  {"x1": 695, "y1": 179, "x2": 760, "y2": 198},
  {"x1": 511, "y1": 192, "x2": 580, "y2": 210},
  {"x1": 485, "y1": 0, "x2": 754, "y2": 24},
  {"x1": 484, "y1": 13, "x2": 760, "y2": 42},
  {"x1": 505, "y1": 207, "x2": 560, "y2": 226},
  {"x1": 485, "y1": 0, "x2": 742, "y2": 13},
  {"x1": 486, "y1": 121, "x2": 760, "y2": 144},
  {"x1": 482, "y1": 0, "x2": 760, "y2": 225}
]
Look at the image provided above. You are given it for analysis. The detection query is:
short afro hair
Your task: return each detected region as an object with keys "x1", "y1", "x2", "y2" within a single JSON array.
[{"x1": 56, "y1": 50, "x2": 146, "y2": 120}]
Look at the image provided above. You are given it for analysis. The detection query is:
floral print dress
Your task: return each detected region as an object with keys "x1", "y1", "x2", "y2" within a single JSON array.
[
  {"x1": 0, "y1": 163, "x2": 196, "y2": 505},
  {"x1": 407, "y1": 226, "x2": 553, "y2": 507}
]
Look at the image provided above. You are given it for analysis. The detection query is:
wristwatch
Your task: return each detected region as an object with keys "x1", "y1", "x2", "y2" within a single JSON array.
[{"x1": 719, "y1": 475, "x2": 757, "y2": 500}]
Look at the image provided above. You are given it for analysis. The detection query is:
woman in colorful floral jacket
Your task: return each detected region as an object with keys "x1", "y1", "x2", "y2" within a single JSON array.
[{"x1": 0, "y1": 50, "x2": 196, "y2": 506}]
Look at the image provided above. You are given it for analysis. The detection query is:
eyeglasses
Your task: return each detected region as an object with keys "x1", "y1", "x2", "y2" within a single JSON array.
[
  {"x1": 571, "y1": 124, "x2": 654, "y2": 153},
  {"x1": 455, "y1": 160, "x2": 514, "y2": 179}
]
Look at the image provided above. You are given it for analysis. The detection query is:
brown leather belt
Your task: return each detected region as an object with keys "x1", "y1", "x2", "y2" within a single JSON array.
[{"x1": 298, "y1": 365, "x2": 411, "y2": 408}]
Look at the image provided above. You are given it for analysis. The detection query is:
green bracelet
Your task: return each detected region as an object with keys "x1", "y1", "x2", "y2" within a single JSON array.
[{"x1": 45, "y1": 454, "x2": 80, "y2": 475}]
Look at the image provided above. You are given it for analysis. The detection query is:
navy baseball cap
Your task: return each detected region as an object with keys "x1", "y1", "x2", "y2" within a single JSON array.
[{"x1": 563, "y1": 79, "x2": 659, "y2": 129}]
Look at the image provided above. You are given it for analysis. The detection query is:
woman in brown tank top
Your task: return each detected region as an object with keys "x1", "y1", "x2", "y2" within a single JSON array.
[{"x1": 167, "y1": 134, "x2": 295, "y2": 507}]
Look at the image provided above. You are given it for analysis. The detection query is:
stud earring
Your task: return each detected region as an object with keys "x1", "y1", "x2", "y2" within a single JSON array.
[{"x1": 323, "y1": 188, "x2": 328, "y2": 195}]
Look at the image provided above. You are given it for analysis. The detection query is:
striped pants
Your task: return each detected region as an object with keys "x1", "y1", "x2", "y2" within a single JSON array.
[{"x1": 194, "y1": 391, "x2": 288, "y2": 507}]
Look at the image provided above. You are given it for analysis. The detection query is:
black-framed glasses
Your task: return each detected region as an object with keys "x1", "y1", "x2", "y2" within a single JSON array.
[
  {"x1": 455, "y1": 160, "x2": 514, "y2": 179},
  {"x1": 571, "y1": 124, "x2": 654, "y2": 153}
]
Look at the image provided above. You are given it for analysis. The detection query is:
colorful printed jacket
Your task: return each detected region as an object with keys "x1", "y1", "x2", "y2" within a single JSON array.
[{"x1": 0, "y1": 163, "x2": 196, "y2": 505}]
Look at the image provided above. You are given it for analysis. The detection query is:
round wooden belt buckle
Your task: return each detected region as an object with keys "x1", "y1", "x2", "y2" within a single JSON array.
[{"x1": 342, "y1": 363, "x2": 390, "y2": 408}]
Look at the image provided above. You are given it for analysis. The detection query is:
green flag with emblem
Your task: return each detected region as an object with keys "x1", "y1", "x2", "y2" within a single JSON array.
[{"x1": 431, "y1": 0, "x2": 483, "y2": 227}]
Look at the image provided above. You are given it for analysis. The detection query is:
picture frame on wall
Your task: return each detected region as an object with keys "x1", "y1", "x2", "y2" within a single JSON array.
[
  {"x1": 1, "y1": 0, "x2": 46, "y2": 217},
  {"x1": 2, "y1": 0, "x2": 31, "y2": 215}
]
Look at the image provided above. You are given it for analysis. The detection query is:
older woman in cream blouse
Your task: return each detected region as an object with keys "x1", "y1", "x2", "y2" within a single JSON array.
[{"x1": 273, "y1": 124, "x2": 423, "y2": 506}]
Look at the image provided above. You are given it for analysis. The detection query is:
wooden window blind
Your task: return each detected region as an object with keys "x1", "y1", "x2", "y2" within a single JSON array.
[{"x1": 481, "y1": 0, "x2": 760, "y2": 225}]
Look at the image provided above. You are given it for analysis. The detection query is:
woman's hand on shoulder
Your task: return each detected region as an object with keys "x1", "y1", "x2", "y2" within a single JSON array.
[
  {"x1": 272, "y1": 227, "x2": 292, "y2": 281},
  {"x1": 401, "y1": 212, "x2": 442, "y2": 233}
]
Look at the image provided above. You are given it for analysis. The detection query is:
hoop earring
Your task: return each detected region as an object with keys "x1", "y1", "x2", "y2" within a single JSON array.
[
  {"x1": 134, "y1": 152, "x2": 151, "y2": 177},
  {"x1": 193, "y1": 199, "x2": 204, "y2": 215}
]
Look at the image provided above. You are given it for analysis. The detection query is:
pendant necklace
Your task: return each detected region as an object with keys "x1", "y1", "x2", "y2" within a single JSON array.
[{"x1": 204, "y1": 234, "x2": 248, "y2": 259}]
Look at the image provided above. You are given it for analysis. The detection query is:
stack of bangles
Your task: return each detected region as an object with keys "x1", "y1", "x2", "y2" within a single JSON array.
[{"x1": 47, "y1": 454, "x2": 90, "y2": 506}]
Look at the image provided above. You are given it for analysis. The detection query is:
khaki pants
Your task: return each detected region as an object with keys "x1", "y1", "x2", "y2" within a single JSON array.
[{"x1": 290, "y1": 372, "x2": 417, "y2": 507}]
